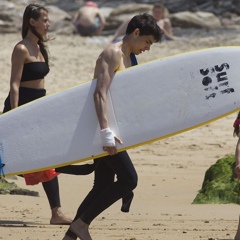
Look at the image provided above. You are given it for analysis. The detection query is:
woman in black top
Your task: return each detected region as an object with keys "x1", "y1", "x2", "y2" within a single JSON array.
[{"x1": 2, "y1": 3, "x2": 72, "y2": 225}]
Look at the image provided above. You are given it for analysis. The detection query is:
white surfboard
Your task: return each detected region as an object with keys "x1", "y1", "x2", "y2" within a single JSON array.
[{"x1": 1, "y1": 46, "x2": 240, "y2": 176}]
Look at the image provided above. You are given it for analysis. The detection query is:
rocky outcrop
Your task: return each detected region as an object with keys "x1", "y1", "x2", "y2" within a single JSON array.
[
  {"x1": 171, "y1": 11, "x2": 222, "y2": 29},
  {"x1": 0, "y1": 0, "x2": 239, "y2": 35},
  {"x1": 136, "y1": 0, "x2": 240, "y2": 15},
  {"x1": 106, "y1": 3, "x2": 152, "y2": 31},
  {"x1": 193, "y1": 155, "x2": 240, "y2": 204},
  {"x1": 0, "y1": 0, "x2": 24, "y2": 33},
  {"x1": 47, "y1": 5, "x2": 73, "y2": 34},
  {"x1": 0, "y1": 178, "x2": 39, "y2": 196}
]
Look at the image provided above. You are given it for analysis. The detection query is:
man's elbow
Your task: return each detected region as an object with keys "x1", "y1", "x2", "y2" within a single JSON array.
[
  {"x1": 93, "y1": 91, "x2": 100, "y2": 103},
  {"x1": 93, "y1": 90, "x2": 105, "y2": 104}
]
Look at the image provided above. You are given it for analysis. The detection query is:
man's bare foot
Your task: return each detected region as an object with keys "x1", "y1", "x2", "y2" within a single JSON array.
[
  {"x1": 235, "y1": 229, "x2": 240, "y2": 240},
  {"x1": 235, "y1": 231, "x2": 240, "y2": 240},
  {"x1": 50, "y1": 207, "x2": 72, "y2": 225},
  {"x1": 62, "y1": 235, "x2": 75, "y2": 240},
  {"x1": 70, "y1": 218, "x2": 92, "y2": 240}
]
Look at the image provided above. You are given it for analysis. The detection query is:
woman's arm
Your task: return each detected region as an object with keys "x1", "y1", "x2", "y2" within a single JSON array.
[{"x1": 9, "y1": 44, "x2": 27, "y2": 109}]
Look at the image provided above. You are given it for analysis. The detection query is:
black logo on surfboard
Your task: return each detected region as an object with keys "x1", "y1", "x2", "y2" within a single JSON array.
[{"x1": 200, "y1": 63, "x2": 234, "y2": 100}]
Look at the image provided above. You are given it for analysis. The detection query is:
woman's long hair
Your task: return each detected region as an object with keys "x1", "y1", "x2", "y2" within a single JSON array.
[{"x1": 22, "y1": 4, "x2": 49, "y2": 66}]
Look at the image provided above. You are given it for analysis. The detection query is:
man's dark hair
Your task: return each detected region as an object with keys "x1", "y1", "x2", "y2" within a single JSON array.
[{"x1": 126, "y1": 13, "x2": 163, "y2": 42}]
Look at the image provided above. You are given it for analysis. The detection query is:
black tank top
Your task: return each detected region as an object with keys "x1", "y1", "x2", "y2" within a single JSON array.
[
  {"x1": 130, "y1": 53, "x2": 138, "y2": 66},
  {"x1": 21, "y1": 62, "x2": 49, "y2": 82}
]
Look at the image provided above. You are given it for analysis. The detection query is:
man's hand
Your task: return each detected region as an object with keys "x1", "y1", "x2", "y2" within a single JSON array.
[
  {"x1": 101, "y1": 128, "x2": 123, "y2": 155},
  {"x1": 103, "y1": 136, "x2": 123, "y2": 155}
]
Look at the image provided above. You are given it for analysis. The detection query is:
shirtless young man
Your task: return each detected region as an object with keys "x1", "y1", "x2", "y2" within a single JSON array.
[
  {"x1": 62, "y1": 13, "x2": 163, "y2": 240},
  {"x1": 72, "y1": 1, "x2": 106, "y2": 36}
]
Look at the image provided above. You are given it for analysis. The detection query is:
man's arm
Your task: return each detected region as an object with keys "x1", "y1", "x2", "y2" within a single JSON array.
[
  {"x1": 72, "y1": 10, "x2": 80, "y2": 33},
  {"x1": 159, "y1": 18, "x2": 175, "y2": 40},
  {"x1": 93, "y1": 47, "x2": 123, "y2": 155},
  {"x1": 96, "y1": 10, "x2": 106, "y2": 35}
]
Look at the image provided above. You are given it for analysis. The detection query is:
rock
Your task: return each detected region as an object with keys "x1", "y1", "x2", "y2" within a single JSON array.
[
  {"x1": 109, "y1": 3, "x2": 152, "y2": 16},
  {"x1": 193, "y1": 155, "x2": 240, "y2": 204},
  {"x1": 105, "y1": 3, "x2": 153, "y2": 31},
  {"x1": 0, "y1": 0, "x2": 15, "y2": 10},
  {"x1": 221, "y1": 13, "x2": 240, "y2": 28},
  {"x1": 47, "y1": 5, "x2": 73, "y2": 33},
  {"x1": 137, "y1": 0, "x2": 240, "y2": 16},
  {"x1": 0, "y1": 19, "x2": 18, "y2": 33},
  {"x1": 0, "y1": 0, "x2": 239, "y2": 35},
  {"x1": 0, "y1": 0, "x2": 23, "y2": 33},
  {"x1": 45, "y1": 0, "x2": 82, "y2": 12},
  {"x1": 171, "y1": 11, "x2": 222, "y2": 28},
  {"x1": 0, "y1": 178, "x2": 39, "y2": 197},
  {"x1": 100, "y1": 7, "x2": 114, "y2": 19}
]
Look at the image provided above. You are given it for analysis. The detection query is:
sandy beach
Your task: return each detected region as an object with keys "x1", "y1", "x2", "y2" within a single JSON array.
[{"x1": 1, "y1": 28, "x2": 240, "y2": 240}]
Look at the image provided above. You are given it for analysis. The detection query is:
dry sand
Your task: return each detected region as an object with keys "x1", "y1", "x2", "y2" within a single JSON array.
[{"x1": 0, "y1": 28, "x2": 240, "y2": 239}]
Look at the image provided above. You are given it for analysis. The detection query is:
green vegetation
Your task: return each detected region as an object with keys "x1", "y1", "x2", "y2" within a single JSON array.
[
  {"x1": 0, "y1": 178, "x2": 39, "y2": 196},
  {"x1": 193, "y1": 155, "x2": 240, "y2": 204}
]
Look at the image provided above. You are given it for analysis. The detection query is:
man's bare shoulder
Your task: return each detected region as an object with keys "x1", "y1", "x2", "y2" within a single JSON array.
[
  {"x1": 94, "y1": 43, "x2": 123, "y2": 75},
  {"x1": 100, "y1": 43, "x2": 122, "y2": 61}
]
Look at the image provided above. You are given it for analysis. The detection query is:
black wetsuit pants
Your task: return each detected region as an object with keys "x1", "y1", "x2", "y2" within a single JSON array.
[{"x1": 66, "y1": 150, "x2": 138, "y2": 238}]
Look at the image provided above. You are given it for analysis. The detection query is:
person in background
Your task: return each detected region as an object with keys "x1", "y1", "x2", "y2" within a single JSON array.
[
  {"x1": 152, "y1": 2, "x2": 174, "y2": 40},
  {"x1": 72, "y1": 1, "x2": 106, "y2": 36},
  {"x1": 233, "y1": 111, "x2": 240, "y2": 240},
  {"x1": 2, "y1": 3, "x2": 73, "y2": 225},
  {"x1": 110, "y1": 2, "x2": 174, "y2": 43},
  {"x1": 62, "y1": 13, "x2": 163, "y2": 240}
]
